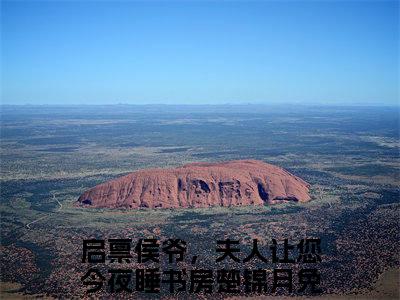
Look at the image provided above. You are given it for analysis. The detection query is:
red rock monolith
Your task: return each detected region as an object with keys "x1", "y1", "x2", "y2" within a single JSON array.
[{"x1": 77, "y1": 160, "x2": 311, "y2": 209}]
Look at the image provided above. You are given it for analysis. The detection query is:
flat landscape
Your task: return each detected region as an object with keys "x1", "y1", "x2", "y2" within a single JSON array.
[{"x1": 0, "y1": 105, "x2": 399, "y2": 298}]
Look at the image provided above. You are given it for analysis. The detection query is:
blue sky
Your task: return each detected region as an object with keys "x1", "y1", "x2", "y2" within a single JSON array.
[{"x1": 1, "y1": 0, "x2": 398, "y2": 105}]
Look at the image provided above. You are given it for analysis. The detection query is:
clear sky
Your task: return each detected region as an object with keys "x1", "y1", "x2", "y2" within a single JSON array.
[{"x1": 1, "y1": 0, "x2": 399, "y2": 105}]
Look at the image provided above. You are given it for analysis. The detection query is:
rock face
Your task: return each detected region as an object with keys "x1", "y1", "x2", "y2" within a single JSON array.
[{"x1": 77, "y1": 160, "x2": 311, "y2": 209}]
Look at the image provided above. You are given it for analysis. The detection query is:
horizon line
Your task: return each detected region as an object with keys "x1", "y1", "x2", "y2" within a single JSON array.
[{"x1": 1, "y1": 103, "x2": 399, "y2": 108}]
